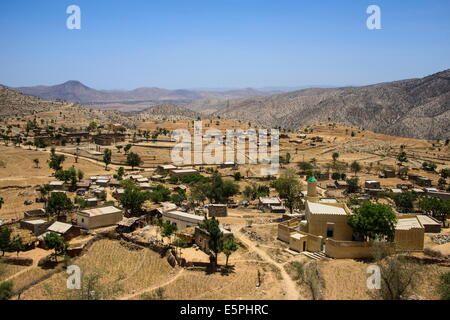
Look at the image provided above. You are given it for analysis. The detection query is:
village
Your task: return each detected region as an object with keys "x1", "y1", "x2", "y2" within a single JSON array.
[{"x1": 0, "y1": 116, "x2": 450, "y2": 300}]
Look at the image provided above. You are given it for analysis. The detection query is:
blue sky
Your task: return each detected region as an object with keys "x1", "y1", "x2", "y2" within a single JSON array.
[{"x1": 0, "y1": 0, "x2": 449, "y2": 89}]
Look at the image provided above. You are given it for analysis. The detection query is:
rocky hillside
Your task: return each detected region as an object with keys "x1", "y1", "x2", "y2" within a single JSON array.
[
  {"x1": 134, "y1": 104, "x2": 201, "y2": 121},
  {"x1": 0, "y1": 85, "x2": 135, "y2": 128},
  {"x1": 0, "y1": 85, "x2": 67, "y2": 116},
  {"x1": 212, "y1": 70, "x2": 450, "y2": 140}
]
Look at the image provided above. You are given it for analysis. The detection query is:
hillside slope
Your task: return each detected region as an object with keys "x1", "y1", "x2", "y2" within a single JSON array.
[{"x1": 212, "y1": 70, "x2": 450, "y2": 139}]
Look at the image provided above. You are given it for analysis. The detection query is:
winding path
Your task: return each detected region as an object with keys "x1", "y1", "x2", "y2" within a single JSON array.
[{"x1": 231, "y1": 225, "x2": 301, "y2": 300}]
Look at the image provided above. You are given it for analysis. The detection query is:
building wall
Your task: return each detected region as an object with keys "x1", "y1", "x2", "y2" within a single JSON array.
[
  {"x1": 307, "y1": 214, "x2": 353, "y2": 241},
  {"x1": 325, "y1": 239, "x2": 375, "y2": 259},
  {"x1": 277, "y1": 218, "x2": 301, "y2": 243},
  {"x1": 208, "y1": 205, "x2": 227, "y2": 217},
  {"x1": 162, "y1": 216, "x2": 201, "y2": 230},
  {"x1": 288, "y1": 231, "x2": 323, "y2": 252},
  {"x1": 77, "y1": 211, "x2": 123, "y2": 229},
  {"x1": 394, "y1": 228, "x2": 424, "y2": 251}
]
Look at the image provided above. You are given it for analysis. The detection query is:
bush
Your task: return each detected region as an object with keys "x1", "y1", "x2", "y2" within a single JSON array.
[
  {"x1": 438, "y1": 272, "x2": 450, "y2": 300},
  {"x1": 0, "y1": 281, "x2": 13, "y2": 300}
]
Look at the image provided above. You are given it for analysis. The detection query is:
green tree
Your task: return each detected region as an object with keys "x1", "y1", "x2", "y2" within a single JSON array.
[
  {"x1": 298, "y1": 161, "x2": 314, "y2": 173},
  {"x1": 223, "y1": 239, "x2": 238, "y2": 267},
  {"x1": 43, "y1": 232, "x2": 68, "y2": 262},
  {"x1": 33, "y1": 158, "x2": 40, "y2": 168},
  {"x1": 198, "y1": 217, "x2": 223, "y2": 268},
  {"x1": 9, "y1": 236, "x2": 24, "y2": 256},
  {"x1": 119, "y1": 180, "x2": 149, "y2": 216},
  {"x1": 116, "y1": 167, "x2": 125, "y2": 180},
  {"x1": 332, "y1": 152, "x2": 339, "y2": 164},
  {"x1": 346, "y1": 178, "x2": 360, "y2": 194},
  {"x1": 441, "y1": 168, "x2": 450, "y2": 179},
  {"x1": 417, "y1": 196, "x2": 450, "y2": 227},
  {"x1": 0, "y1": 281, "x2": 13, "y2": 300},
  {"x1": 124, "y1": 144, "x2": 133, "y2": 154},
  {"x1": 149, "y1": 185, "x2": 171, "y2": 204},
  {"x1": 348, "y1": 202, "x2": 397, "y2": 241},
  {"x1": 0, "y1": 227, "x2": 11, "y2": 256},
  {"x1": 126, "y1": 152, "x2": 142, "y2": 169},
  {"x1": 46, "y1": 192, "x2": 74, "y2": 220},
  {"x1": 350, "y1": 161, "x2": 362, "y2": 176},
  {"x1": 272, "y1": 170, "x2": 302, "y2": 214},
  {"x1": 170, "y1": 189, "x2": 187, "y2": 206},
  {"x1": 0, "y1": 197, "x2": 4, "y2": 210},
  {"x1": 103, "y1": 148, "x2": 112, "y2": 170},
  {"x1": 48, "y1": 148, "x2": 65, "y2": 173},
  {"x1": 201, "y1": 173, "x2": 239, "y2": 204},
  {"x1": 397, "y1": 151, "x2": 408, "y2": 166},
  {"x1": 160, "y1": 220, "x2": 178, "y2": 243},
  {"x1": 438, "y1": 272, "x2": 450, "y2": 300},
  {"x1": 392, "y1": 191, "x2": 417, "y2": 213}
]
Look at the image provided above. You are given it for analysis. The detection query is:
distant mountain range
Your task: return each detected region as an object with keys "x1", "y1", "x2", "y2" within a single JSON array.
[{"x1": 13, "y1": 81, "x2": 280, "y2": 107}]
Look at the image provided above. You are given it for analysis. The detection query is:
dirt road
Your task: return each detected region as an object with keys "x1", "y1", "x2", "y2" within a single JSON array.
[{"x1": 231, "y1": 225, "x2": 301, "y2": 300}]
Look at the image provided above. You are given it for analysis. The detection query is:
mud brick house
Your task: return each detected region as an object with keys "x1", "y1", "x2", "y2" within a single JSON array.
[
  {"x1": 207, "y1": 204, "x2": 228, "y2": 217},
  {"x1": 93, "y1": 134, "x2": 126, "y2": 146}
]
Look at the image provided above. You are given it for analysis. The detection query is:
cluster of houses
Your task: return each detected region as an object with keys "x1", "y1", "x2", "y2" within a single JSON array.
[{"x1": 277, "y1": 177, "x2": 442, "y2": 259}]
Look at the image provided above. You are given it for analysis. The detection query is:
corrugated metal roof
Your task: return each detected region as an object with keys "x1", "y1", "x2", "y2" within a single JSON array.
[
  {"x1": 307, "y1": 201, "x2": 347, "y2": 215},
  {"x1": 80, "y1": 206, "x2": 122, "y2": 217},
  {"x1": 47, "y1": 221, "x2": 73, "y2": 234}
]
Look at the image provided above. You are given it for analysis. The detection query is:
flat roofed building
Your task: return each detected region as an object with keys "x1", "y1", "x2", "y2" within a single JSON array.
[
  {"x1": 416, "y1": 215, "x2": 441, "y2": 233},
  {"x1": 169, "y1": 169, "x2": 198, "y2": 177},
  {"x1": 207, "y1": 204, "x2": 228, "y2": 217},
  {"x1": 365, "y1": 180, "x2": 381, "y2": 189},
  {"x1": 20, "y1": 219, "x2": 52, "y2": 236},
  {"x1": 162, "y1": 210, "x2": 204, "y2": 230},
  {"x1": 305, "y1": 201, "x2": 353, "y2": 241},
  {"x1": 49, "y1": 180, "x2": 65, "y2": 190},
  {"x1": 76, "y1": 206, "x2": 123, "y2": 230},
  {"x1": 395, "y1": 216, "x2": 424, "y2": 251},
  {"x1": 46, "y1": 221, "x2": 80, "y2": 241}
]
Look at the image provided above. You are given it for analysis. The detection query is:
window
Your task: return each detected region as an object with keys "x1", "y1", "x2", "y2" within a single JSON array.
[{"x1": 327, "y1": 227, "x2": 334, "y2": 238}]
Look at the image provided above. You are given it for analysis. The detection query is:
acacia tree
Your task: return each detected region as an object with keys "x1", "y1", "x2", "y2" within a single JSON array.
[
  {"x1": 160, "y1": 221, "x2": 178, "y2": 244},
  {"x1": 103, "y1": 148, "x2": 112, "y2": 170},
  {"x1": 223, "y1": 239, "x2": 238, "y2": 267},
  {"x1": 332, "y1": 152, "x2": 339, "y2": 164},
  {"x1": 199, "y1": 217, "x2": 223, "y2": 269},
  {"x1": 126, "y1": 152, "x2": 142, "y2": 170},
  {"x1": 119, "y1": 180, "x2": 149, "y2": 217},
  {"x1": 348, "y1": 202, "x2": 397, "y2": 241},
  {"x1": 46, "y1": 192, "x2": 74, "y2": 220},
  {"x1": 43, "y1": 232, "x2": 67, "y2": 262},
  {"x1": 272, "y1": 169, "x2": 302, "y2": 214},
  {"x1": 418, "y1": 196, "x2": 450, "y2": 227},
  {"x1": 0, "y1": 227, "x2": 11, "y2": 256},
  {"x1": 38, "y1": 184, "x2": 52, "y2": 205},
  {"x1": 48, "y1": 148, "x2": 65, "y2": 173},
  {"x1": 350, "y1": 161, "x2": 362, "y2": 176}
]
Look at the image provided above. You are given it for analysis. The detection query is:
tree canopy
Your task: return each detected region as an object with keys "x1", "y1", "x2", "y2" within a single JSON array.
[{"x1": 348, "y1": 202, "x2": 397, "y2": 241}]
